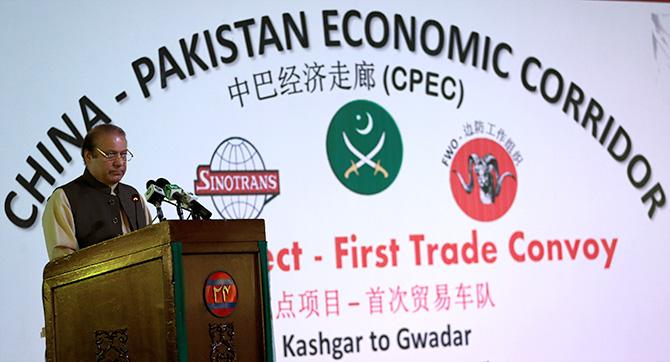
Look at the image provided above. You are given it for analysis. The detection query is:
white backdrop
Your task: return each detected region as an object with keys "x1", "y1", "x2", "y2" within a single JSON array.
[{"x1": 1, "y1": 1, "x2": 669, "y2": 361}]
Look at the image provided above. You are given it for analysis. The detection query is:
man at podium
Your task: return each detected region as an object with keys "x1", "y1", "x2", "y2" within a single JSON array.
[{"x1": 42, "y1": 124, "x2": 151, "y2": 260}]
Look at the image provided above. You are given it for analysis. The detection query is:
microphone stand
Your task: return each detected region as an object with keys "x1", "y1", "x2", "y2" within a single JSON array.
[
  {"x1": 175, "y1": 202, "x2": 184, "y2": 220},
  {"x1": 154, "y1": 203, "x2": 165, "y2": 221}
]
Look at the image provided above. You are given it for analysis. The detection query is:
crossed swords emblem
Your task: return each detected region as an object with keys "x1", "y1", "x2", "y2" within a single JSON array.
[{"x1": 342, "y1": 112, "x2": 389, "y2": 179}]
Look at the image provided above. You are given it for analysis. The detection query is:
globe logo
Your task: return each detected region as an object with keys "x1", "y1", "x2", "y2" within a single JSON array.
[{"x1": 194, "y1": 137, "x2": 280, "y2": 219}]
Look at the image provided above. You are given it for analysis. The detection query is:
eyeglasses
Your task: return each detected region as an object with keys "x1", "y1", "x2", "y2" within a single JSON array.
[{"x1": 95, "y1": 147, "x2": 134, "y2": 162}]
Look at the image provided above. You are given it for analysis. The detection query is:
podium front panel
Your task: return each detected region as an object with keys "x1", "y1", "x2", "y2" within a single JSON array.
[
  {"x1": 50, "y1": 257, "x2": 170, "y2": 361},
  {"x1": 181, "y1": 249, "x2": 264, "y2": 361}
]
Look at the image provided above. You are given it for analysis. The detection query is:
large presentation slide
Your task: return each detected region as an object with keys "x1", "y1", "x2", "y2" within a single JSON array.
[{"x1": 1, "y1": 1, "x2": 669, "y2": 361}]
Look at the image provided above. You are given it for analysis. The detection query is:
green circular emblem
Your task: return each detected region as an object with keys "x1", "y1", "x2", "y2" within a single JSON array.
[{"x1": 326, "y1": 100, "x2": 403, "y2": 195}]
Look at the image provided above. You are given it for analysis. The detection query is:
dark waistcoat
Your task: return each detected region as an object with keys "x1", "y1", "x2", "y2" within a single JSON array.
[{"x1": 61, "y1": 169, "x2": 147, "y2": 249}]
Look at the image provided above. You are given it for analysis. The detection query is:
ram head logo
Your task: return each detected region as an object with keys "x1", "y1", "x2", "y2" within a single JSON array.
[{"x1": 452, "y1": 153, "x2": 516, "y2": 204}]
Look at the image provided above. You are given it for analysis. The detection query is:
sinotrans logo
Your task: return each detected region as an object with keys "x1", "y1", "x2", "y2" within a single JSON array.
[
  {"x1": 449, "y1": 138, "x2": 518, "y2": 222},
  {"x1": 194, "y1": 137, "x2": 279, "y2": 219},
  {"x1": 326, "y1": 100, "x2": 403, "y2": 195}
]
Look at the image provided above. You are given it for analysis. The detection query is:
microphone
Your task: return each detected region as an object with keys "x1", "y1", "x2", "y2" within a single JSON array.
[
  {"x1": 145, "y1": 180, "x2": 166, "y2": 221},
  {"x1": 182, "y1": 193, "x2": 213, "y2": 220},
  {"x1": 156, "y1": 178, "x2": 212, "y2": 220},
  {"x1": 145, "y1": 180, "x2": 166, "y2": 205},
  {"x1": 130, "y1": 193, "x2": 140, "y2": 231}
]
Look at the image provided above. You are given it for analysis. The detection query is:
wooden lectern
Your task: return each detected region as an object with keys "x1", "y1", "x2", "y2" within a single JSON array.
[{"x1": 42, "y1": 220, "x2": 274, "y2": 362}]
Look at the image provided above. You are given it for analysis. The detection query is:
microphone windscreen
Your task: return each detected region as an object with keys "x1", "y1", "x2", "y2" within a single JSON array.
[
  {"x1": 145, "y1": 184, "x2": 165, "y2": 204},
  {"x1": 146, "y1": 179, "x2": 156, "y2": 188},
  {"x1": 155, "y1": 178, "x2": 171, "y2": 188}
]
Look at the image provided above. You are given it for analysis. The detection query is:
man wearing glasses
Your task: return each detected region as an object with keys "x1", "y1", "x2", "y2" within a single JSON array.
[{"x1": 42, "y1": 124, "x2": 151, "y2": 260}]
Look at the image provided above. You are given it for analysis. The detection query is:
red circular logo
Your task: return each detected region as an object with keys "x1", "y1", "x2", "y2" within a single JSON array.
[
  {"x1": 203, "y1": 271, "x2": 238, "y2": 317},
  {"x1": 450, "y1": 138, "x2": 518, "y2": 221}
]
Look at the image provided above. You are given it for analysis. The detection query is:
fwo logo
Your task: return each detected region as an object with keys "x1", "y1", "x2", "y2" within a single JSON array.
[{"x1": 449, "y1": 138, "x2": 518, "y2": 222}]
